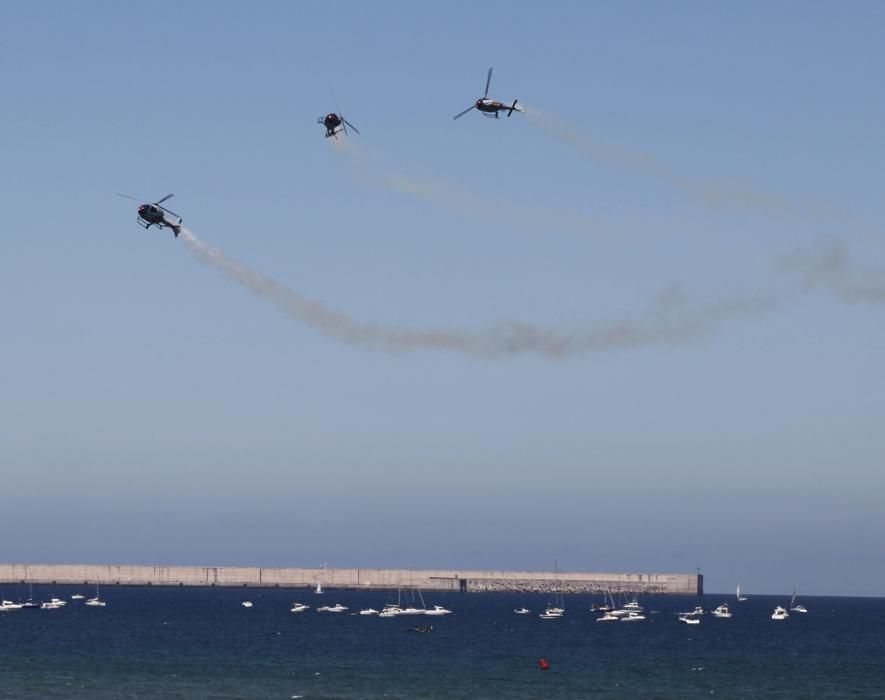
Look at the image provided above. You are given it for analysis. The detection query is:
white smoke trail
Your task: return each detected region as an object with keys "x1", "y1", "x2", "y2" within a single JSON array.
[
  {"x1": 522, "y1": 104, "x2": 809, "y2": 224},
  {"x1": 179, "y1": 228, "x2": 783, "y2": 359},
  {"x1": 330, "y1": 138, "x2": 610, "y2": 237}
]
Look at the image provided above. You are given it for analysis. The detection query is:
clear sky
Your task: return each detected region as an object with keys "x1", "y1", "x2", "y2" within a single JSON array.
[{"x1": 2, "y1": 1, "x2": 884, "y2": 596}]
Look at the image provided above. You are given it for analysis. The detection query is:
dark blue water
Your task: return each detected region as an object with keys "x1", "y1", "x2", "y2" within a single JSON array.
[{"x1": 1, "y1": 586, "x2": 883, "y2": 698}]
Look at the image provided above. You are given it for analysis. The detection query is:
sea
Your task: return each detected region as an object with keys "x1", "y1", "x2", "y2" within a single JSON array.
[{"x1": 1, "y1": 586, "x2": 883, "y2": 699}]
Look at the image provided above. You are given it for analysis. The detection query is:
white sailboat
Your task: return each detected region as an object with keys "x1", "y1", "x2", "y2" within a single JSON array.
[
  {"x1": 85, "y1": 583, "x2": 106, "y2": 607},
  {"x1": 315, "y1": 582, "x2": 323, "y2": 594},
  {"x1": 400, "y1": 586, "x2": 427, "y2": 615},
  {"x1": 736, "y1": 583, "x2": 748, "y2": 602},
  {"x1": 790, "y1": 590, "x2": 807, "y2": 614},
  {"x1": 539, "y1": 559, "x2": 565, "y2": 619},
  {"x1": 21, "y1": 583, "x2": 40, "y2": 609}
]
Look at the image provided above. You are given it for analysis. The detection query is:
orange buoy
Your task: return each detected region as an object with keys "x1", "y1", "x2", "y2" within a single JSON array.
[{"x1": 539, "y1": 658, "x2": 550, "y2": 671}]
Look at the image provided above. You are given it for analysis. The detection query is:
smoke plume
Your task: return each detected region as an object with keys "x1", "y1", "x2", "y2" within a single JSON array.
[
  {"x1": 782, "y1": 242, "x2": 885, "y2": 304},
  {"x1": 180, "y1": 228, "x2": 782, "y2": 359},
  {"x1": 522, "y1": 104, "x2": 806, "y2": 224},
  {"x1": 330, "y1": 138, "x2": 608, "y2": 237}
]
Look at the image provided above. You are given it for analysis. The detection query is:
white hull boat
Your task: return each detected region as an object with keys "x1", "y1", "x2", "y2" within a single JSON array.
[
  {"x1": 317, "y1": 603, "x2": 348, "y2": 613},
  {"x1": 712, "y1": 603, "x2": 732, "y2": 618},
  {"x1": 424, "y1": 605, "x2": 451, "y2": 616},
  {"x1": 771, "y1": 606, "x2": 789, "y2": 620}
]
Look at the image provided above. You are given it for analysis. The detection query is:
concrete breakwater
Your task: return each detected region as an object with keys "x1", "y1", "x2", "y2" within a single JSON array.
[{"x1": 0, "y1": 563, "x2": 701, "y2": 595}]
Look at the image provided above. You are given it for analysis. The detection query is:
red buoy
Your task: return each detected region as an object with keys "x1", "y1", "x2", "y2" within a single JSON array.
[{"x1": 539, "y1": 658, "x2": 550, "y2": 671}]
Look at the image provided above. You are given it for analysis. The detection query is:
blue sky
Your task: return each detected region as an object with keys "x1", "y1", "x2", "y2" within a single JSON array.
[{"x1": 2, "y1": 1, "x2": 884, "y2": 595}]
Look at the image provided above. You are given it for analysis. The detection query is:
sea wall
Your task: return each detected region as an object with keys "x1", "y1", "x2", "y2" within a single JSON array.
[{"x1": 0, "y1": 563, "x2": 701, "y2": 594}]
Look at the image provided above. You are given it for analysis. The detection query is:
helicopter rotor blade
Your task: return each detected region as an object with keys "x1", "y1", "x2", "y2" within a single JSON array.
[
  {"x1": 453, "y1": 105, "x2": 476, "y2": 120},
  {"x1": 484, "y1": 67, "x2": 493, "y2": 98},
  {"x1": 156, "y1": 193, "x2": 175, "y2": 204},
  {"x1": 342, "y1": 118, "x2": 360, "y2": 135},
  {"x1": 116, "y1": 192, "x2": 143, "y2": 202}
]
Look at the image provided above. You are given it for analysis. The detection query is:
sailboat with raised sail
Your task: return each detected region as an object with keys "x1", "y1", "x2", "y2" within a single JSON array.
[
  {"x1": 790, "y1": 590, "x2": 807, "y2": 614},
  {"x1": 736, "y1": 583, "x2": 748, "y2": 602}
]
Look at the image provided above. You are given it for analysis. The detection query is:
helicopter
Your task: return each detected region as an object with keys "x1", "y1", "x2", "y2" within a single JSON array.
[
  {"x1": 117, "y1": 193, "x2": 183, "y2": 237},
  {"x1": 318, "y1": 112, "x2": 360, "y2": 139},
  {"x1": 453, "y1": 67, "x2": 523, "y2": 121}
]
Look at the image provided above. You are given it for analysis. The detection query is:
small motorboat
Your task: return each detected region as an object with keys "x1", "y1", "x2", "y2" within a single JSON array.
[
  {"x1": 70, "y1": 594, "x2": 85, "y2": 601},
  {"x1": 771, "y1": 606, "x2": 789, "y2": 620},
  {"x1": 679, "y1": 614, "x2": 700, "y2": 625},
  {"x1": 514, "y1": 607, "x2": 531, "y2": 615},
  {"x1": 359, "y1": 608, "x2": 379, "y2": 616},
  {"x1": 620, "y1": 611, "x2": 646, "y2": 622},
  {"x1": 290, "y1": 603, "x2": 310, "y2": 613},
  {"x1": 712, "y1": 603, "x2": 732, "y2": 618},
  {"x1": 539, "y1": 606, "x2": 564, "y2": 619},
  {"x1": 317, "y1": 603, "x2": 348, "y2": 613},
  {"x1": 241, "y1": 601, "x2": 253, "y2": 608},
  {"x1": 596, "y1": 612, "x2": 619, "y2": 622},
  {"x1": 424, "y1": 605, "x2": 451, "y2": 616}
]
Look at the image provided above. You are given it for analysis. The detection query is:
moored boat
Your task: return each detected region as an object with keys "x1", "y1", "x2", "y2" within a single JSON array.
[
  {"x1": 712, "y1": 603, "x2": 732, "y2": 618},
  {"x1": 771, "y1": 605, "x2": 789, "y2": 620},
  {"x1": 317, "y1": 603, "x2": 348, "y2": 613}
]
